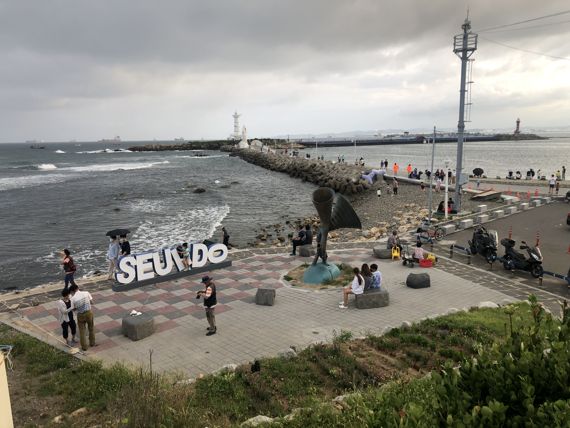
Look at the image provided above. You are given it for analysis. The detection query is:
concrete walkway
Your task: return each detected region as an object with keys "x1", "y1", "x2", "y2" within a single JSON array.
[{"x1": 1, "y1": 248, "x2": 515, "y2": 378}]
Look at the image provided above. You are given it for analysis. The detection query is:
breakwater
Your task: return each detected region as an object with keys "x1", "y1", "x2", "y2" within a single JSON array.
[{"x1": 223, "y1": 147, "x2": 372, "y2": 195}]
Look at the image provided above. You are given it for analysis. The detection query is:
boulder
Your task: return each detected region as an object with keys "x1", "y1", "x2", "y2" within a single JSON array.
[
  {"x1": 406, "y1": 273, "x2": 431, "y2": 289},
  {"x1": 255, "y1": 288, "x2": 276, "y2": 306},
  {"x1": 241, "y1": 415, "x2": 274, "y2": 427},
  {"x1": 122, "y1": 313, "x2": 155, "y2": 341},
  {"x1": 355, "y1": 289, "x2": 390, "y2": 309},
  {"x1": 298, "y1": 244, "x2": 315, "y2": 257},
  {"x1": 373, "y1": 247, "x2": 392, "y2": 259}
]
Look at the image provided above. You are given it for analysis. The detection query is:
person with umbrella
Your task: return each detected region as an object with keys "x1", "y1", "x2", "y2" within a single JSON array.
[{"x1": 106, "y1": 229, "x2": 129, "y2": 280}]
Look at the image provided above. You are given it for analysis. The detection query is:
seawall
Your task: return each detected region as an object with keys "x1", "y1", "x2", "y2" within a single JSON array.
[{"x1": 223, "y1": 147, "x2": 373, "y2": 195}]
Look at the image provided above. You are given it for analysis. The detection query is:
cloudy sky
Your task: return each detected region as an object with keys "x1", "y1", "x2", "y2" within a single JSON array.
[{"x1": 0, "y1": 0, "x2": 569, "y2": 142}]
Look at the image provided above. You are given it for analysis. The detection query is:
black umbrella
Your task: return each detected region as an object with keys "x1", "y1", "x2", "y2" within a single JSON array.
[{"x1": 106, "y1": 228, "x2": 130, "y2": 237}]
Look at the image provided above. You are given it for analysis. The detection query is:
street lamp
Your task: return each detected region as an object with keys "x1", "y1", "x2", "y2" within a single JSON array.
[{"x1": 444, "y1": 159, "x2": 451, "y2": 220}]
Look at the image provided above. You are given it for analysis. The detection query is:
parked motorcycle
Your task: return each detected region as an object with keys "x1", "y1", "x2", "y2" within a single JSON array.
[
  {"x1": 468, "y1": 226, "x2": 498, "y2": 263},
  {"x1": 499, "y1": 238, "x2": 543, "y2": 278}
]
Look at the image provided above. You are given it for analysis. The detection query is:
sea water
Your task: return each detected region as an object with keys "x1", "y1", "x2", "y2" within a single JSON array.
[
  {"x1": 1, "y1": 137, "x2": 569, "y2": 290},
  {"x1": 0, "y1": 142, "x2": 316, "y2": 290}
]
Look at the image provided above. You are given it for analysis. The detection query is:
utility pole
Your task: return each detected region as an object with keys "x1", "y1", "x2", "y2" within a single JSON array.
[
  {"x1": 427, "y1": 126, "x2": 436, "y2": 222},
  {"x1": 453, "y1": 17, "x2": 477, "y2": 212}
]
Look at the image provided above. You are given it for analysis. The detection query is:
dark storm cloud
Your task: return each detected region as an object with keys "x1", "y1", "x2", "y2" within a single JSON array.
[{"x1": 0, "y1": 0, "x2": 568, "y2": 140}]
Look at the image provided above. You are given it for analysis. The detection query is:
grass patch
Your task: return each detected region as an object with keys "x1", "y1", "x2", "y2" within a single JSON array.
[{"x1": 1, "y1": 302, "x2": 539, "y2": 427}]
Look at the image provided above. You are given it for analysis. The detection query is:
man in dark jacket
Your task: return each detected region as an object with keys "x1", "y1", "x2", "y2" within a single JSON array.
[
  {"x1": 290, "y1": 226, "x2": 306, "y2": 256},
  {"x1": 197, "y1": 276, "x2": 217, "y2": 336}
]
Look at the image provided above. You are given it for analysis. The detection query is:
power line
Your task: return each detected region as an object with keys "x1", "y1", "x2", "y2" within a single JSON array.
[
  {"x1": 476, "y1": 10, "x2": 570, "y2": 33},
  {"x1": 483, "y1": 19, "x2": 570, "y2": 34},
  {"x1": 479, "y1": 35, "x2": 570, "y2": 61}
]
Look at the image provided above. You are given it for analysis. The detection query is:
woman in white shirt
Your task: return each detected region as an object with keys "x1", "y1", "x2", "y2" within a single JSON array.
[
  {"x1": 339, "y1": 267, "x2": 364, "y2": 309},
  {"x1": 413, "y1": 242, "x2": 426, "y2": 261}
]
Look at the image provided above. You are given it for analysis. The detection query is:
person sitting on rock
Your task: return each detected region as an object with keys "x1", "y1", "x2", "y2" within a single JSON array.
[
  {"x1": 370, "y1": 264, "x2": 383, "y2": 290},
  {"x1": 290, "y1": 226, "x2": 306, "y2": 256},
  {"x1": 339, "y1": 267, "x2": 364, "y2": 309},
  {"x1": 386, "y1": 230, "x2": 402, "y2": 252}
]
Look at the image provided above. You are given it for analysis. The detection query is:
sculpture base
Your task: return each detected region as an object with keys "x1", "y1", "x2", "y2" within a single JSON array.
[{"x1": 303, "y1": 262, "x2": 341, "y2": 284}]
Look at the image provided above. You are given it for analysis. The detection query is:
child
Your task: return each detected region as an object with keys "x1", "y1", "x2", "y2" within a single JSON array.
[
  {"x1": 420, "y1": 182, "x2": 425, "y2": 191},
  {"x1": 57, "y1": 289, "x2": 77, "y2": 346}
]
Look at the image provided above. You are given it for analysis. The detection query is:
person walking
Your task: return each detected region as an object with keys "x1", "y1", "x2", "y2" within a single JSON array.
[
  {"x1": 107, "y1": 236, "x2": 120, "y2": 280},
  {"x1": 555, "y1": 180, "x2": 560, "y2": 196},
  {"x1": 197, "y1": 276, "x2": 217, "y2": 336},
  {"x1": 69, "y1": 284, "x2": 96, "y2": 351},
  {"x1": 61, "y1": 248, "x2": 78, "y2": 291},
  {"x1": 406, "y1": 163, "x2": 412, "y2": 177},
  {"x1": 562, "y1": 166, "x2": 566, "y2": 181},
  {"x1": 222, "y1": 226, "x2": 230, "y2": 247},
  {"x1": 57, "y1": 288, "x2": 77, "y2": 346},
  {"x1": 392, "y1": 178, "x2": 399, "y2": 195},
  {"x1": 393, "y1": 163, "x2": 399, "y2": 176}
]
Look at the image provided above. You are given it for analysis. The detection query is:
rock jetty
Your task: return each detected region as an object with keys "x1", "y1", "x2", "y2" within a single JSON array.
[{"x1": 224, "y1": 148, "x2": 372, "y2": 195}]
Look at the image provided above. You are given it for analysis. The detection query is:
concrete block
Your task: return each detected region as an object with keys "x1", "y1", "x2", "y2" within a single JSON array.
[
  {"x1": 255, "y1": 288, "x2": 276, "y2": 306},
  {"x1": 373, "y1": 247, "x2": 392, "y2": 259},
  {"x1": 441, "y1": 224, "x2": 456, "y2": 235},
  {"x1": 493, "y1": 210, "x2": 505, "y2": 218},
  {"x1": 298, "y1": 244, "x2": 315, "y2": 257},
  {"x1": 355, "y1": 289, "x2": 390, "y2": 309},
  {"x1": 122, "y1": 313, "x2": 155, "y2": 341},
  {"x1": 476, "y1": 204, "x2": 488, "y2": 213},
  {"x1": 531, "y1": 199, "x2": 542, "y2": 207},
  {"x1": 519, "y1": 202, "x2": 529, "y2": 210},
  {"x1": 406, "y1": 273, "x2": 431, "y2": 289},
  {"x1": 542, "y1": 196, "x2": 551, "y2": 203},
  {"x1": 504, "y1": 206, "x2": 517, "y2": 215},
  {"x1": 458, "y1": 219, "x2": 474, "y2": 229},
  {"x1": 475, "y1": 214, "x2": 489, "y2": 224}
]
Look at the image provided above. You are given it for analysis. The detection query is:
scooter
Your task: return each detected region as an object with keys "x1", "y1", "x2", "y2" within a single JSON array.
[
  {"x1": 499, "y1": 238, "x2": 544, "y2": 278},
  {"x1": 468, "y1": 226, "x2": 498, "y2": 264}
]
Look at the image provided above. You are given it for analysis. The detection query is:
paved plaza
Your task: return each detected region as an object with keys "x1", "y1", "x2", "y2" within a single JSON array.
[{"x1": 1, "y1": 247, "x2": 518, "y2": 378}]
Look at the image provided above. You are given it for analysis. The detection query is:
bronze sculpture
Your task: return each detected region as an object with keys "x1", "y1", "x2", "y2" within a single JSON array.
[{"x1": 311, "y1": 187, "x2": 362, "y2": 265}]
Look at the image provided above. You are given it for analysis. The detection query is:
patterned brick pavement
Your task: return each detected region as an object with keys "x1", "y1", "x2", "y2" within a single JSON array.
[{"x1": 2, "y1": 247, "x2": 520, "y2": 377}]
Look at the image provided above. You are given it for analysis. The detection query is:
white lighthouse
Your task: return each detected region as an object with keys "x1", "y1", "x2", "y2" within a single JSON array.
[{"x1": 231, "y1": 111, "x2": 241, "y2": 140}]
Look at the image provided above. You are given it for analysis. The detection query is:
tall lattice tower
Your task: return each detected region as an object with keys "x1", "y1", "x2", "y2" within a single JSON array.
[{"x1": 514, "y1": 118, "x2": 521, "y2": 135}]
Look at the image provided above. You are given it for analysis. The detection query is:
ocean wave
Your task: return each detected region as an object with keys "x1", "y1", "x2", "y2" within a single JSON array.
[
  {"x1": 62, "y1": 160, "x2": 169, "y2": 172},
  {"x1": 0, "y1": 173, "x2": 70, "y2": 191},
  {"x1": 177, "y1": 154, "x2": 227, "y2": 159},
  {"x1": 36, "y1": 163, "x2": 58, "y2": 170},
  {"x1": 127, "y1": 199, "x2": 165, "y2": 213},
  {"x1": 76, "y1": 148, "x2": 132, "y2": 154},
  {"x1": 54, "y1": 150, "x2": 66, "y2": 154},
  {"x1": 131, "y1": 205, "x2": 230, "y2": 251}
]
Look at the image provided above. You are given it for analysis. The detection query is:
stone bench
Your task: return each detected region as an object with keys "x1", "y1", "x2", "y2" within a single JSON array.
[
  {"x1": 406, "y1": 273, "x2": 431, "y2": 289},
  {"x1": 298, "y1": 244, "x2": 315, "y2": 257},
  {"x1": 122, "y1": 313, "x2": 154, "y2": 341},
  {"x1": 255, "y1": 288, "x2": 276, "y2": 306},
  {"x1": 355, "y1": 289, "x2": 389, "y2": 309},
  {"x1": 373, "y1": 247, "x2": 392, "y2": 259}
]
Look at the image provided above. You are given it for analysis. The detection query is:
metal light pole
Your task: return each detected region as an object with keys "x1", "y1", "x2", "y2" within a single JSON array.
[
  {"x1": 444, "y1": 159, "x2": 450, "y2": 220},
  {"x1": 453, "y1": 17, "x2": 477, "y2": 212},
  {"x1": 427, "y1": 126, "x2": 436, "y2": 222}
]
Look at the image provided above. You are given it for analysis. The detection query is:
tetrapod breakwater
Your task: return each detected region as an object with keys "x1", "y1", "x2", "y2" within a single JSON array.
[{"x1": 222, "y1": 147, "x2": 372, "y2": 195}]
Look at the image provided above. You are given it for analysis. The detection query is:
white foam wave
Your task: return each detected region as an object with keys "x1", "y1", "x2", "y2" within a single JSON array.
[
  {"x1": 177, "y1": 154, "x2": 227, "y2": 159},
  {"x1": 54, "y1": 150, "x2": 66, "y2": 154},
  {"x1": 37, "y1": 163, "x2": 58, "y2": 170},
  {"x1": 0, "y1": 173, "x2": 70, "y2": 191},
  {"x1": 127, "y1": 199, "x2": 165, "y2": 213},
  {"x1": 62, "y1": 160, "x2": 169, "y2": 172},
  {"x1": 76, "y1": 148, "x2": 132, "y2": 154},
  {"x1": 131, "y1": 205, "x2": 230, "y2": 251}
]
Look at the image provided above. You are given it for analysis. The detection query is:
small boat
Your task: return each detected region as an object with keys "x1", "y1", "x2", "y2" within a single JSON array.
[{"x1": 30, "y1": 144, "x2": 46, "y2": 149}]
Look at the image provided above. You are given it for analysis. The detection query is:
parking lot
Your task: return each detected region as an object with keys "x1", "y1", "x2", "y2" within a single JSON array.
[{"x1": 443, "y1": 201, "x2": 570, "y2": 297}]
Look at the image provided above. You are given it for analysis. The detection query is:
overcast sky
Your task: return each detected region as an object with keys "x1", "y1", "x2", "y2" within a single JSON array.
[{"x1": 0, "y1": 0, "x2": 569, "y2": 142}]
